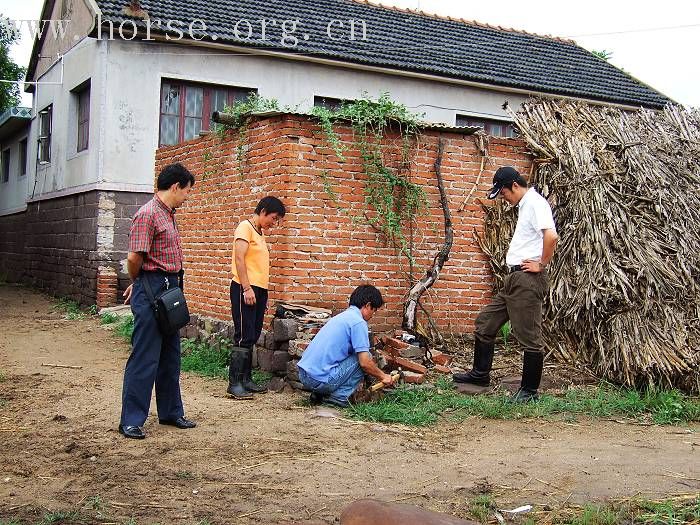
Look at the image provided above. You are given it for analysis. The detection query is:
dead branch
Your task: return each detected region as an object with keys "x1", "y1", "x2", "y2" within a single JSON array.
[{"x1": 403, "y1": 138, "x2": 453, "y2": 341}]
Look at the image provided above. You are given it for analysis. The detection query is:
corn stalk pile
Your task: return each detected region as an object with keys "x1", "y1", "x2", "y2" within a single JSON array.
[{"x1": 485, "y1": 99, "x2": 700, "y2": 392}]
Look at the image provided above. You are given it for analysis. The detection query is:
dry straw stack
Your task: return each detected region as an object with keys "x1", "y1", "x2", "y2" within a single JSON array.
[{"x1": 481, "y1": 99, "x2": 700, "y2": 392}]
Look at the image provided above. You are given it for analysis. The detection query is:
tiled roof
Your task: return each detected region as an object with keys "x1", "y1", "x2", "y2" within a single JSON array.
[{"x1": 94, "y1": 0, "x2": 670, "y2": 108}]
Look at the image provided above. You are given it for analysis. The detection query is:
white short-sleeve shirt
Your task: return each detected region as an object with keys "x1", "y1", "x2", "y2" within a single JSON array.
[{"x1": 506, "y1": 187, "x2": 556, "y2": 266}]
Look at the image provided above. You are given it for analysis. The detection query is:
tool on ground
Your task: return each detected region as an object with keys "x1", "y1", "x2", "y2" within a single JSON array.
[{"x1": 369, "y1": 369, "x2": 403, "y2": 392}]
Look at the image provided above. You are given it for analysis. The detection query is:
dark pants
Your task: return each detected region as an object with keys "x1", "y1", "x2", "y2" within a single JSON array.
[
  {"x1": 475, "y1": 270, "x2": 548, "y2": 353},
  {"x1": 120, "y1": 272, "x2": 184, "y2": 427},
  {"x1": 230, "y1": 281, "x2": 268, "y2": 348}
]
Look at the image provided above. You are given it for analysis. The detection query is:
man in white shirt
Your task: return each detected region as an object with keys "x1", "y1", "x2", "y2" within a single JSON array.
[{"x1": 454, "y1": 167, "x2": 558, "y2": 402}]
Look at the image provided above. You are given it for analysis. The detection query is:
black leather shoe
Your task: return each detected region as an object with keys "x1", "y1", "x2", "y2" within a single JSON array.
[
  {"x1": 118, "y1": 424, "x2": 145, "y2": 439},
  {"x1": 158, "y1": 416, "x2": 197, "y2": 429},
  {"x1": 309, "y1": 392, "x2": 325, "y2": 405}
]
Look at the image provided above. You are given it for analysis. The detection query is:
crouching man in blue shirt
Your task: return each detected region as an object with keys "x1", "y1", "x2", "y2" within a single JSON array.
[{"x1": 298, "y1": 285, "x2": 395, "y2": 407}]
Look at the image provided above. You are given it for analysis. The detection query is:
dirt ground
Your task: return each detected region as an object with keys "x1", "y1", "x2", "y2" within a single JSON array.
[{"x1": 1, "y1": 284, "x2": 698, "y2": 524}]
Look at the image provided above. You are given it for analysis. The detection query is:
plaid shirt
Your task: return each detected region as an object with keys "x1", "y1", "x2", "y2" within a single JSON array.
[{"x1": 129, "y1": 194, "x2": 183, "y2": 273}]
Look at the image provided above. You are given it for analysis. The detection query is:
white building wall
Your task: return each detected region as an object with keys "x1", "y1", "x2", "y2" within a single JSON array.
[
  {"x1": 0, "y1": 130, "x2": 30, "y2": 215},
  {"x1": 29, "y1": 37, "x2": 103, "y2": 200},
  {"x1": 27, "y1": 37, "x2": 535, "y2": 196},
  {"x1": 100, "y1": 39, "x2": 529, "y2": 188}
]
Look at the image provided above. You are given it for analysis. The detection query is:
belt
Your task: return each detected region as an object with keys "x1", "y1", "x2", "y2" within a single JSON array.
[
  {"x1": 508, "y1": 265, "x2": 523, "y2": 273},
  {"x1": 142, "y1": 269, "x2": 183, "y2": 278}
]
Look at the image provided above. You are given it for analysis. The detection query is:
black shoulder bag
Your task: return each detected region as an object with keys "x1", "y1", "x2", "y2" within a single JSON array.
[{"x1": 142, "y1": 271, "x2": 190, "y2": 335}]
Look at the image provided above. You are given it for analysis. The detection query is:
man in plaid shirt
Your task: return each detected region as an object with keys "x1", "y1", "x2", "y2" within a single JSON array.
[{"x1": 118, "y1": 163, "x2": 196, "y2": 439}]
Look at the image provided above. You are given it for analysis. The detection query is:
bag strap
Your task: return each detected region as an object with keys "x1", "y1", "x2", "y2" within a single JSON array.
[{"x1": 141, "y1": 273, "x2": 159, "y2": 309}]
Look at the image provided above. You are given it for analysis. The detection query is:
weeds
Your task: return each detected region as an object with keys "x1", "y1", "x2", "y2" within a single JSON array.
[
  {"x1": 462, "y1": 494, "x2": 698, "y2": 524},
  {"x1": 115, "y1": 316, "x2": 134, "y2": 343},
  {"x1": 0, "y1": 370, "x2": 5, "y2": 382},
  {"x1": 469, "y1": 494, "x2": 494, "y2": 523},
  {"x1": 100, "y1": 312, "x2": 119, "y2": 325},
  {"x1": 54, "y1": 298, "x2": 88, "y2": 320},
  {"x1": 39, "y1": 510, "x2": 84, "y2": 524},
  {"x1": 176, "y1": 470, "x2": 195, "y2": 480},
  {"x1": 252, "y1": 370, "x2": 273, "y2": 384},
  {"x1": 181, "y1": 338, "x2": 230, "y2": 379},
  {"x1": 347, "y1": 378, "x2": 700, "y2": 427}
]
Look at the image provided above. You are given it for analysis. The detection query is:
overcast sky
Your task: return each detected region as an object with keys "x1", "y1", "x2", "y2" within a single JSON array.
[{"x1": 2, "y1": 0, "x2": 698, "y2": 108}]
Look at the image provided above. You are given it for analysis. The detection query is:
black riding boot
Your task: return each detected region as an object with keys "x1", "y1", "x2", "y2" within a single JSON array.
[
  {"x1": 242, "y1": 347, "x2": 267, "y2": 393},
  {"x1": 512, "y1": 351, "x2": 544, "y2": 402},
  {"x1": 453, "y1": 338, "x2": 494, "y2": 386},
  {"x1": 227, "y1": 347, "x2": 253, "y2": 399}
]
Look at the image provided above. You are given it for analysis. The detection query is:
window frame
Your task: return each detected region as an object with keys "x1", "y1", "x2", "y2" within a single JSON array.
[
  {"x1": 38, "y1": 105, "x2": 52, "y2": 164},
  {"x1": 77, "y1": 85, "x2": 90, "y2": 152},
  {"x1": 158, "y1": 80, "x2": 256, "y2": 147},
  {"x1": 455, "y1": 114, "x2": 516, "y2": 138},
  {"x1": 313, "y1": 95, "x2": 351, "y2": 111},
  {"x1": 19, "y1": 138, "x2": 27, "y2": 176},
  {"x1": 1, "y1": 148, "x2": 9, "y2": 183}
]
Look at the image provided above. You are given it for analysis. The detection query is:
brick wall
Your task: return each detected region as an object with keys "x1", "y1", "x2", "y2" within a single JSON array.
[
  {"x1": 0, "y1": 190, "x2": 150, "y2": 305},
  {"x1": 155, "y1": 114, "x2": 532, "y2": 334}
]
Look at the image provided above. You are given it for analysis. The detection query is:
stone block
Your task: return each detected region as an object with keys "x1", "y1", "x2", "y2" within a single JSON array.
[
  {"x1": 256, "y1": 329, "x2": 268, "y2": 346},
  {"x1": 267, "y1": 376, "x2": 287, "y2": 393},
  {"x1": 287, "y1": 339, "x2": 309, "y2": 358},
  {"x1": 286, "y1": 359, "x2": 300, "y2": 382},
  {"x1": 287, "y1": 380, "x2": 307, "y2": 391},
  {"x1": 273, "y1": 318, "x2": 298, "y2": 342},
  {"x1": 257, "y1": 348, "x2": 275, "y2": 372},
  {"x1": 271, "y1": 350, "x2": 291, "y2": 373},
  {"x1": 398, "y1": 344, "x2": 424, "y2": 360},
  {"x1": 251, "y1": 346, "x2": 258, "y2": 368},
  {"x1": 402, "y1": 371, "x2": 425, "y2": 384}
]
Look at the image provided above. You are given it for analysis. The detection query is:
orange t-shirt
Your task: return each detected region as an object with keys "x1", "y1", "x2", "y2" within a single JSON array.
[{"x1": 231, "y1": 219, "x2": 270, "y2": 289}]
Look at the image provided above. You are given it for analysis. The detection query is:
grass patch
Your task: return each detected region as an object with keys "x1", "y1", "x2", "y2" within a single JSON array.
[
  {"x1": 181, "y1": 338, "x2": 230, "y2": 379},
  {"x1": 110, "y1": 315, "x2": 134, "y2": 343},
  {"x1": 176, "y1": 470, "x2": 195, "y2": 480},
  {"x1": 100, "y1": 312, "x2": 134, "y2": 343},
  {"x1": 547, "y1": 496, "x2": 700, "y2": 524},
  {"x1": 346, "y1": 378, "x2": 700, "y2": 427},
  {"x1": 54, "y1": 298, "x2": 88, "y2": 320},
  {"x1": 252, "y1": 369, "x2": 273, "y2": 385},
  {"x1": 100, "y1": 312, "x2": 120, "y2": 325},
  {"x1": 469, "y1": 494, "x2": 495, "y2": 523},
  {"x1": 0, "y1": 370, "x2": 5, "y2": 382},
  {"x1": 38, "y1": 510, "x2": 84, "y2": 524}
]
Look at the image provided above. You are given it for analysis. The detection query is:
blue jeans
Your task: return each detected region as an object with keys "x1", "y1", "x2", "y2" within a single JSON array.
[{"x1": 298, "y1": 355, "x2": 365, "y2": 406}]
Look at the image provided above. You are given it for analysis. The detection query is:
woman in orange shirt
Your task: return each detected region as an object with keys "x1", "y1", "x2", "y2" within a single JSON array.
[{"x1": 228, "y1": 196, "x2": 286, "y2": 399}]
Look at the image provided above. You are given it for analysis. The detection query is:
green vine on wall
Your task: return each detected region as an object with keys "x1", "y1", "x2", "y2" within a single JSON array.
[
  {"x1": 215, "y1": 93, "x2": 427, "y2": 262},
  {"x1": 312, "y1": 93, "x2": 427, "y2": 261},
  {"x1": 216, "y1": 94, "x2": 281, "y2": 178}
]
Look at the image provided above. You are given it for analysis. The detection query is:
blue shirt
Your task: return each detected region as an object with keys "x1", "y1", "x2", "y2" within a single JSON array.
[{"x1": 297, "y1": 306, "x2": 370, "y2": 382}]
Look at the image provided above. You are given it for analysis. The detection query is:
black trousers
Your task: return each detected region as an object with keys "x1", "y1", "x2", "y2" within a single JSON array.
[{"x1": 230, "y1": 280, "x2": 268, "y2": 349}]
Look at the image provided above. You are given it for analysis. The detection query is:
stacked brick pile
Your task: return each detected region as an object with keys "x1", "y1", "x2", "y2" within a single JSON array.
[{"x1": 254, "y1": 317, "x2": 328, "y2": 390}]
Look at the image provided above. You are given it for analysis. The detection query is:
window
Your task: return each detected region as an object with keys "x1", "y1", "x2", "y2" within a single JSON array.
[
  {"x1": 313, "y1": 96, "x2": 348, "y2": 111},
  {"x1": 456, "y1": 115, "x2": 516, "y2": 138},
  {"x1": 159, "y1": 81, "x2": 255, "y2": 146},
  {"x1": 39, "y1": 105, "x2": 52, "y2": 163},
  {"x1": 19, "y1": 139, "x2": 27, "y2": 176},
  {"x1": 1, "y1": 149, "x2": 9, "y2": 183},
  {"x1": 77, "y1": 85, "x2": 90, "y2": 152}
]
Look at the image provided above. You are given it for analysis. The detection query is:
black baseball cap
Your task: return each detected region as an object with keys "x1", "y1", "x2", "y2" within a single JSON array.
[{"x1": 488, "y1": 166, "x2": 521, "y2": 199}]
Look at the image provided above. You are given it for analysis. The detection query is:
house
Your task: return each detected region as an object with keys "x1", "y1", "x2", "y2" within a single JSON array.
[{"x1": 0, "y1": 0, "x2": 670, "y2": 305}]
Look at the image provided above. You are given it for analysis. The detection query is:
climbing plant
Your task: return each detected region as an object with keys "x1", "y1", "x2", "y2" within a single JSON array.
[
  {"x1": 216, "y1": 94, "x2": 281, "y2": 178},
  {"x1": 215, "y1": 93, "x2": 427, "y2": 261},
  {"x1": 312, "y1": 93, "x2": 427, "y2": 261}
]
